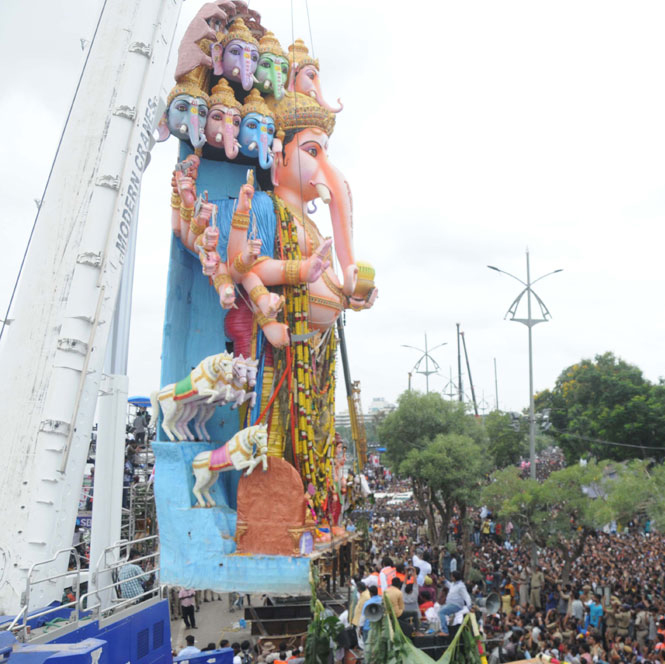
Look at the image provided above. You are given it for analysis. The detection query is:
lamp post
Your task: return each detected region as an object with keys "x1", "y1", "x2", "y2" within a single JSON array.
[
  {"x1": 488, "y1": 250, "x2": 562, "y2": 480},
  {"x1": 402, "y1": 334, "x2": 447, "y2": 394}
]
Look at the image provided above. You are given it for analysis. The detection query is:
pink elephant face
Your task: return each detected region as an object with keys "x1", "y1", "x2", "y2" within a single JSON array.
[
  {"x1": 277, "y1": 127, "x2": 330, "y2": 202},
  {"x1": 204, "y1": 105, "x2": 240, "y2": 147},
  {"x1": 295, "y1": 64, "x2": 319, "y2": 99},
  {"x1": 293, "y1": 64, "x2": 343, "y2": 113}
]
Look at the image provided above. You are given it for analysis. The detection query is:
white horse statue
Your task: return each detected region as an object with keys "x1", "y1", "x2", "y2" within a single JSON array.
[
  {"x1": 191, "y1": 424, "x2": 268, "y2": 508},
  {"x1": 191, "y1": 356, "x2": 259, "y2": 441},
  {"x1": 150, "y1": 351, "x2": 234, "y2": 442}
]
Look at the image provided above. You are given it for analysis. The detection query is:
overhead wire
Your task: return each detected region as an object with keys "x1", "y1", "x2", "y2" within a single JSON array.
[
  {"x1": 548, "y1": 425, "x2": 665, "y2": 452},
  {"x1": 0, "y1": 0, "x2": 110, "y2": 341}
]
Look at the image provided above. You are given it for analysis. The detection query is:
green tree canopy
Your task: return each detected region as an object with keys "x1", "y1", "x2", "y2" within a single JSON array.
[
  {"x1": 535, "y1": 352, "x2": 665, "y2": 463},
  {"x1": 608, "y1": 459, "x2": 665, "y2": 531},
  {"x1": 379, "y1": 391, "x2": 490, "y2": 544},
  {"x1": 483, "y1": 410, "x2": 528, "y2": 468},
  {"x1": 482, "y1": 460, "x2": 617, "y2": 582}
]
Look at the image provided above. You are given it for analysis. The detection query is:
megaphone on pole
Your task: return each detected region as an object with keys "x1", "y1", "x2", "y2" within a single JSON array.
[
  {"x1": 476, "y1": 592, "x2": 500, "y2": 614},
  {"x1": 365, "y1": 602, "x2": 385, "y2": 622}
]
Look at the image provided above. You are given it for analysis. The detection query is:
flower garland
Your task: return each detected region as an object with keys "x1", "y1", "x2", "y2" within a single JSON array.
[{"x1": 270, "y1": 194, "x2": 337, "y2": 512}]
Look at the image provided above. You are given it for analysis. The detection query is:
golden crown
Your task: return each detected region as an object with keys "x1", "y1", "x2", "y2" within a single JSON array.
[
  {"x1": 268, "y1": 92, "x2": 335, "y2": 137},
  {"x1": 221, "y1": 17, "x2": 259, "y2": 48},
  {"x1": 209, "y1": 78, "x2": 241, "y2": 110},
  {"x1": 241, "y1": 89, "x2": 273, "y2": 118},
  {"x1": 167, "y1": 72, "x2": 210, "y2": 106},
  {"x1": 258, "y1": 31, "x2": 285, "y2": 57},
  {"x1": 171, "y1": 63, "x2": 210, "y2": 101},
  {"x1": 288, "y1": 39, "x2": 319, "y2": 70}
]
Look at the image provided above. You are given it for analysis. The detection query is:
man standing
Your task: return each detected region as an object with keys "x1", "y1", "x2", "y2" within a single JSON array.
[
  {"x1": 179, "y1": 587, "x2": 197, "y2": 629},
  {"x1": 118, "y1": 549, "x2": 145, "y2": 600},
  {"x1": 379, "y1": 557, "x2": 397, "y2": 594},
  {"x1": 352, "y1": 582, "x2": 370, "y2": 633},
  {"x1": 178, "y1": 635, "x2": 200, "y2": 658},
  {"x1": 530, "y1": 567, "x2": 544, "y2": 609},
  {"x1": 412, "y1": 550, "x2": 432, "y2": 587},
  {"x1": 588, "y1": 594, "x2": 604, "y2": 630},
  {"x1": 133, "y1": 409, "x2": 147, "y2": 445},
  {"x1": 384, "y1": 577, "x2": 404, "y2": 618}
]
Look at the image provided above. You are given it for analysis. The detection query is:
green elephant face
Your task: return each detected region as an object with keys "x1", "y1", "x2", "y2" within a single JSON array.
[{"x1": 254, "y1": 53, "x2": 289, "y2": 100}]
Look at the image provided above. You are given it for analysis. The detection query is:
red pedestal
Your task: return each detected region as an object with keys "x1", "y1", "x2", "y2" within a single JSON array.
[{"x1": 235, "y1": 457, "x2": 312, "y2": 556}]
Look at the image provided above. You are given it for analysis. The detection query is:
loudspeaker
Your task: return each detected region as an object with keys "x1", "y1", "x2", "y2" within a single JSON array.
[
  {"x1": 476, "y1": 592, "x2": 500, "y2": 614},
  {"x1": 365, "y1": 602, "x2": 384, "y2": 622}
]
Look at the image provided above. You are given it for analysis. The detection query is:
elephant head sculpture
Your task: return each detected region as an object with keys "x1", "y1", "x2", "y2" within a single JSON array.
[
  {"x1": 287, "y1": 39, "x2": 343, "y2": 113},
  {"x1": 253, "y1": 31, "x2": 288, "y2": 101},
  {"x1": 204, "y1": 78, "x2": 242, "y2": 159},
  {"x1": 273, "y1": 93, "x2": 359, "y2": 297},
  {"x1": 157, "y1": 77, "x2": 209, "y2": 149},
  {"x1": 238, "y1": 89, "x2": 275, "y2": 170},
  {"x1": 210, "y1": 17, "x2": 259, "y2": 92}
]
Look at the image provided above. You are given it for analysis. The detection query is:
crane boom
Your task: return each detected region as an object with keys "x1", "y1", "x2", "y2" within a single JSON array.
[{"x1": 0, "y1": 0, "x2": 182, "y2": 614}]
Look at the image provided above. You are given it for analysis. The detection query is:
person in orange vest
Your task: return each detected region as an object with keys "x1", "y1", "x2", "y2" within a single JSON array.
[
  {"x1": 379, "y1": 556, "x2": 396, "y2": 595},
  {"x1": 274, "y1": 651, "x2": 289, "y2": 664},
  {"x1": 395, "y1": 562, "x2": 406, "y2": 585}
]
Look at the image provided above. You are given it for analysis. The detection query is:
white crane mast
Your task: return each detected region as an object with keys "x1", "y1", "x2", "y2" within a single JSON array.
[{"x1": 0, "y1": 0, "x2": 182, "y2": 614}]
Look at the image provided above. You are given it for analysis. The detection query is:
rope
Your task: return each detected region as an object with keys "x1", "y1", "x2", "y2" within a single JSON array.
[{"x1": 305, "y1": 0, "x2": 316, "y2": 58}]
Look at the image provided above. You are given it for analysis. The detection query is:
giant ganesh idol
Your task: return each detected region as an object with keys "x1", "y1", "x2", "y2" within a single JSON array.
[{"x1": 151, "y1": 1, "x2": 376, "y2": 593}]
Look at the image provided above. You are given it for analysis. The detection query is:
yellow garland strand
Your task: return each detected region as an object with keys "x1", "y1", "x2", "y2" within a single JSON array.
[{"x1": 270, "y1": 194, "x2": 338, "y2": 513}]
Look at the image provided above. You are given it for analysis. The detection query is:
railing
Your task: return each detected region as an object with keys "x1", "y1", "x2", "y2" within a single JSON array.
[
  {"x1": 1, "y1": 536, "x2": 160, "y2": 642},
  {"x1": 80, "y1": 534, "x2": 161, "y2": 621},
  {"x1": 8, "y1": 547, "x2": 83, "y2": 642}
]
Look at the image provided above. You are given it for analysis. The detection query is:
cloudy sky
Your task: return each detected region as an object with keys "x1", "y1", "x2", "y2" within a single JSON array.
[{"x1": 1, "y1": 0, "x2": 664, "y2": 418}]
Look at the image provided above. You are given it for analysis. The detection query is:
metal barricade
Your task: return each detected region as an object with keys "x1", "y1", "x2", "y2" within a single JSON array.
[
  {"x1": 7, "y1": 547, "x2": 82, "y2": 642},
  {"x1": 80, "y1": 534, "x2": 161, "y2": 620},
  {"x1": 1, "y1": 535, "x2": 160, "y2": 642}
]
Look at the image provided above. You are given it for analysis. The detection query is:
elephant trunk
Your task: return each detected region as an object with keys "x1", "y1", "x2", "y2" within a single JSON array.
[
  {"x1": 273, "y1": 66, "x2": 285, "y2": 100},
  {"x1": 317, "y1": 95, "x2": 344, "y2": 114},
  {"x1": 315, "y1": 162, "x2": 356, "y2": 294},
  {"x1": 241, "y1": 47, "x2": 254, "y2": 91},
  {"x1": 257, "y1": 128, "x2": 273, "y2": 170},
  {"x1": 298, "y1": 72, "x2": 343, "y2": 113},
  {"x1": 222, "y1": 114, "x2": 239, "y2": 159},
  {"x1": 188, "y1": 104, "x2": 206, "y2": 149}
]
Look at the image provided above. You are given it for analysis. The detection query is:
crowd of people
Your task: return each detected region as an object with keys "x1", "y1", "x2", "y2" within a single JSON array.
[
  {"x1": 173, "y1": 635, "x2": 305, "y2": 663},
  {"x1": 347, "y1": 455, "x2": 665, "y2": 664}
]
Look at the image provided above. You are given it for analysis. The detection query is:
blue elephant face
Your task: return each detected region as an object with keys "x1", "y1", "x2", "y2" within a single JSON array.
[
  {"x1": 167, "y1": 94, "x2": 208, "y2": 147},
  {"x1": 238, "y1": 112, "x2": 275, "y2": 169}
]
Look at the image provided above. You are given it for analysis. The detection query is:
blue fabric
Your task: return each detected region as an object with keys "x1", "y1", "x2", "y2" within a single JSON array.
[
  {"x1": 589, "y1": 602, "x2": 604, "y2": 627},
  {"x1": 153, "y1": 442, "x2": 310, "y2": 594},
  {"x1": 439, "y1": 603, "x2": 462, "y2": 634},
  {"x1": 154, "y1": 148, "x2": 311, "y2": 595}
]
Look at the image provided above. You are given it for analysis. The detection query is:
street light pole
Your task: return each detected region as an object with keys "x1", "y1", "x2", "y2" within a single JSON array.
[
  {"x1": 402, "y1": 334, "x2": 447, "y2": 394},
  {"x1": 526, "y1": 252, "x2": 536, "y2": 480},
  {"x1": 488, "y1": 250, "x2": 562, "y2": 480}
]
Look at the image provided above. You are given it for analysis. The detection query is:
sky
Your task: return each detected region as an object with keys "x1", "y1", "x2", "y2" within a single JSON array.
[{"x1": 1, "y1": 0, "x2": 664, "y2": 417}]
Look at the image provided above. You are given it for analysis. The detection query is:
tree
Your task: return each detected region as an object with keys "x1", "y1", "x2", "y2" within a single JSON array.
[
  {"x1": 535, "y1": 352, "x2": 665, "y2": 463},
  {"x1": 379, "y1": 391, "x2": 490, "y2": 546},
  {"x1": 482, "y1": 460, "x2": 616, "y2": 583},
  {"x1": 483, "y1": 410, "x2": 528, "y2": 468},
  {"x1": 608, "y1": 459, "x2": 665, "y2": 531}
]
